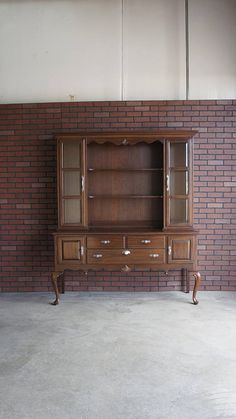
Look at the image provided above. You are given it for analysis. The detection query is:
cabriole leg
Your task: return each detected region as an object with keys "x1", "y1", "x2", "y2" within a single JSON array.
[
  {"x1": 192, "y1": 272, "x2": 201, "y2": 305},
  {"x1": 51, "y1": 271, "x2": 63, "y2": 305}
]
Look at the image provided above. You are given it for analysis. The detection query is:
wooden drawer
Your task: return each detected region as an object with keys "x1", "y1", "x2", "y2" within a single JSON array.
[
  {"x1": 87, "y1": 248, "x2": 165, "y2": 264},
  {"x1": 87, "y1": 235, "x2": 124, "y2": 249},
  {"x1": 87, "y1": 249, "x2": 127, "y2": 264},
  {"x1": 127, "y1": 235, "x2": 165, "y2": 248},
  {"x1": 129, "y1": 249, "x2": 165, "y2": 264}
]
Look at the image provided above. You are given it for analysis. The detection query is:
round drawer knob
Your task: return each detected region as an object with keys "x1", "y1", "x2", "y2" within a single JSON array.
[
  {"x1": 122, "y1": 250, "x2": 131, "y2": 256},
  {"x1": 121, "y1": 265, "x2": 131, "y2": 272}
]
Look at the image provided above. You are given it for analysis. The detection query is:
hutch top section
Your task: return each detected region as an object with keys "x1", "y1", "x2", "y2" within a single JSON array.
[{"x1": 56, "y1": 130, "x2": 197, "y2": 232}]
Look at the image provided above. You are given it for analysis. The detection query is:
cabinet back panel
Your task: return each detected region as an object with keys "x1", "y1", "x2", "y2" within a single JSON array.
[
  {"x1": 87, "y1": 142, "x2": 163, "y2": 170},
  {"x1": 88, "y1": 171, "x2": 163, "y2": 196},
  {"x1": 88, "y1": 197, "x2": 163, "y2": 228}
]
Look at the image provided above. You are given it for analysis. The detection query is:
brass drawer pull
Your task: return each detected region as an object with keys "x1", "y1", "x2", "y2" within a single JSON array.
[
  {"x1": 100, "y1": 240, "x2": 111, "y2": 245},
  {"x1": 141, "y1": 239, "x2": 151, "y2": 244},
  {"x1": 149, "y1": 253, "x2": 159, "y2": 258},
  {"x1": 92, "y1": 253, "x2": 103, "y2": 259},
  {"x1": 122, "y1": 250, "x2": 131, "y2": 256}
]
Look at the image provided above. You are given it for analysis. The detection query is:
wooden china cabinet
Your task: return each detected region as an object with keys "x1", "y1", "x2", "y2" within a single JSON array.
[{"x1": 51, "y1": 131, "x2": 201, "y2": 305}]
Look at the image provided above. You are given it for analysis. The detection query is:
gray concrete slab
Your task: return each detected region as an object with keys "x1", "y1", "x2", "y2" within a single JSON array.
[{"x1": 0, "y1": 292, "x2": 236, "y2": 419}]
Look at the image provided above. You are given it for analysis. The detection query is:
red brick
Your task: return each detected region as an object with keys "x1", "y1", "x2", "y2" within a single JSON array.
[{"x1": 0, "y1": 99, "x2": 235, "y2": 292}]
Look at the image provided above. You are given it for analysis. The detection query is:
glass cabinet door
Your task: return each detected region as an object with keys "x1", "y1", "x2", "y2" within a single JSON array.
[
  {"x1": 165, "y1": 140, "x2": 192, "y2": 227},
  {"x1": 58, "y1": 138, "x2": 87, "y2": 227}
]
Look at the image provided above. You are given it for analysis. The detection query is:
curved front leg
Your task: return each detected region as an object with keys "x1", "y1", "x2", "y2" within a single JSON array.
[
  {"x1": 192, "y1": 272, "x2": 201, "y2": 305},
  {"x1": 51, "y1": 271, "x2": 63, "y2": 305}
]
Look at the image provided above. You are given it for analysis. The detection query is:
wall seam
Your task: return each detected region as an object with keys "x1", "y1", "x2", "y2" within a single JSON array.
[
  {"x1": 121, "y1": 0, "x2": 125, "y2": 101},
  {"x1": 185, "y1": 0, "x2": 189, "y2": 100}
]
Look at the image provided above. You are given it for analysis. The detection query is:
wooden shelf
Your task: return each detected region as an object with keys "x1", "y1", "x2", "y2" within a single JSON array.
[
  {"x1": 88, "y1": 168, "x2": 163, "y2": 172},
  {"x1": 88, "y1": 195, "x2": 163, "y2": 199},
  {"x1": 88, "y1": 221, "x2": 163, "y2": 230}
]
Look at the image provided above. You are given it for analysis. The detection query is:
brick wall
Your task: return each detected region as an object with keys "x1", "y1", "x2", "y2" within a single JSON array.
[{"x1": 0, "y1": 100, "x2": 236, "y2": 293}]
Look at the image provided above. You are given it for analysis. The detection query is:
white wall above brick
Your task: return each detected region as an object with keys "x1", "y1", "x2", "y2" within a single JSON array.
[
  {"x1": 189, "y1": 0, "x2": 236, "y2": 99},
  {"x1": 0, "y1": 0, "x2": 122, "y2": 103},
  {"x1": 0, "y1": 0, "x2": 235, "y2": 103}
]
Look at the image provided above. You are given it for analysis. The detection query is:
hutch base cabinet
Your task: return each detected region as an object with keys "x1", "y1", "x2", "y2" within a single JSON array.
[{"x1": 51, "y1": 131, "x2": 201, "y2": 305}]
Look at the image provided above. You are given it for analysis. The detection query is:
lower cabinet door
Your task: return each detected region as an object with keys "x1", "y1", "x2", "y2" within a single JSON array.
[
  {"x1": 57, "y1": 236, "x2": 85, "y2": 265},
  {"x1": 167, "y1": 235, "x2": 195, "y2": 264}
]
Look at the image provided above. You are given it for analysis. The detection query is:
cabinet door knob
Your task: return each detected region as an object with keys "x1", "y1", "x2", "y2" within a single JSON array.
[
  {"x1": 149, "y1": 253, "x2": 159, "y2": 258},
  {"x1": 80, "y1": 245, "x2": 84, "y2": 257},
  {"x1": 168, "y1": 246, "x2": 172, "y2": 255},
  {"x1": 81, "y1": 176, "x2": 85, "y2": 192},
  {"x1": 166, "y1": 174, "x2": 170, "y2": 192},
  {"x1": 92, "y1": 253, "x2": 103, "y2": 259},
  {"x1": 122, "y1": 250, "x2": 131, "y2": 256},
  {"x1": 100, "y1": 240, "x2": 111, "y2": 245},
  {"x1": 141, "y1": 239, "x2": 151, "y2": 244}
]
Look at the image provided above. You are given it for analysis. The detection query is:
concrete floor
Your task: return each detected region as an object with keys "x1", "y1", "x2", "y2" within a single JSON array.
[{"x1": 0, "y1": 292, "x2": 236, "y2": 419}]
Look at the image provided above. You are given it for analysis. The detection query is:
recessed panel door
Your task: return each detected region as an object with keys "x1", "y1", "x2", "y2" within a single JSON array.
[
  {"x1": 167, "y1": 236, "x2": 195, "y2": 264},
  {"x1": 57, "y1": 236, "x2": 85, "y2": 265}
]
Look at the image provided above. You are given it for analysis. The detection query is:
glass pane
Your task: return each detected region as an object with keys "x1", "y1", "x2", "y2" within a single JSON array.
[
  {"x1": 170, "y1": 171, "x2": 188, "y2": 195},
  {"x1": 63, "y1": 171, "x2": 81, "y2": 196},
  {"x1": 63, "y1": 141, "x2": 80, "y2": 168},
  {"x1": 64, "y1": 199, "x2": 81, "y2": 224},
  {"x1": 170, "y1": 199, "x2": 188, "y2": 224},
  {"x1": 170, "y1": 143, "x2": 188, "y2": 167}
]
